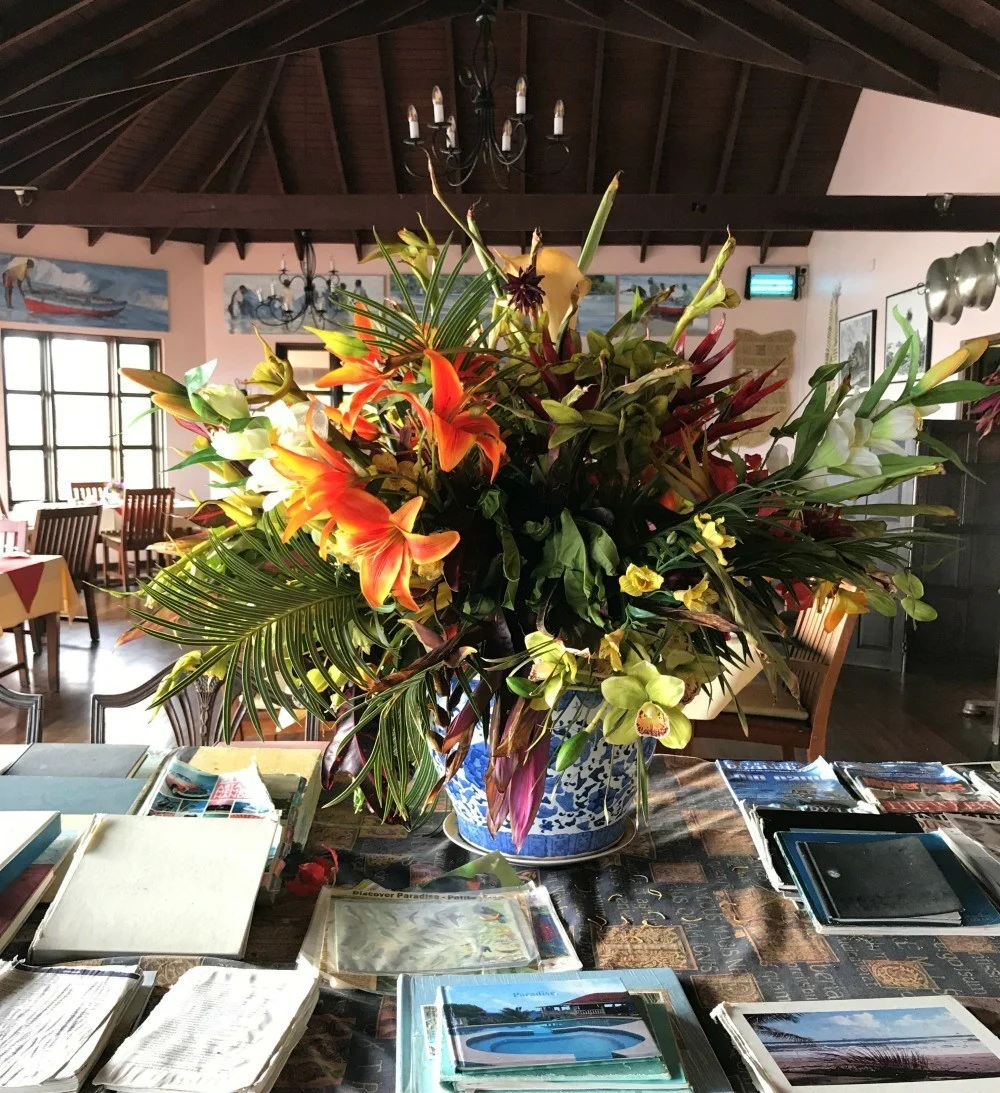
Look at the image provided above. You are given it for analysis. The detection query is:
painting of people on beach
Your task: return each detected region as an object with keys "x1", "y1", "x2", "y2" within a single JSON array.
[
  {"x1": 617, "y1": 274, "x2": 710, "y2": 338},
  {"x1": 1, "y1": 254, "x2": 168, "y2": 332},
  {"x1": 224, "y1": 274, "x2": 385, "y2": 334},
  {"x1": 746, "y1": 1001, "x2": 1000, "y2": 1088}
]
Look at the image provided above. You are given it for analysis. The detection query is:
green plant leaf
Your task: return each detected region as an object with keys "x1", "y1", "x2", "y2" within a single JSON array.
[
  {"x1": 184, "y1": 360, "x2": 216, "y2": 397},
  {"x1": 902, "y1": 596, "x2": 937, "y2": 621},
  {"x1": 911, "y1": 380, "x2": 1000, "y2": 406},
  {"x1": 541, "y1": 399, "x2": 586, "y2": 424},
  {"x1": 892, "y1": 571, "x2": 924, "y2": 598},
  {"x1": 167, "y1": 447, "x2": 221, "y2": 472}
]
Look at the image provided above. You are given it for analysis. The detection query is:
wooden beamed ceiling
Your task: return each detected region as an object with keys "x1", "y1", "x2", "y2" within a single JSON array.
[{"x1": 2, "y1": 0, "x2": 1000, "y2": 261}]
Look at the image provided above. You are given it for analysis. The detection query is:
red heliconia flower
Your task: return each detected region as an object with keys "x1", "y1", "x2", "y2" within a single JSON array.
[{"x1": 777, "y1": 579, "x2": 814, "y2": 612}]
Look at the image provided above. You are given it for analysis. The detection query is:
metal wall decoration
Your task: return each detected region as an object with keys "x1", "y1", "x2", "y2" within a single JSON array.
[{"x1": 923, "y1": 238, "x2": 1000, "y2": 325}]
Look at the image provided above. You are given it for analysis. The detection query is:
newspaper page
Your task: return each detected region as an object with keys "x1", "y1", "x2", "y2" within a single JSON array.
[
  {"x1": 0, "y1": 962, "x2": 138, "y2": 1087},
  {"x1": 95, "y1": 967, "x2": 318, "y2": 1093}
]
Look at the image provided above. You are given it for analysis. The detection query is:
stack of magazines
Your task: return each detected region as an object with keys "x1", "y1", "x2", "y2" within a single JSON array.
[
  {"x1": 96, "y1": 966, "x2": 318, "y2": 1093},
  {"x1": 0, "y1": 961, "x2": 149, "y2": 1093},
  {"x1": 398, "y1": 968, "x2": 733, "y2": 1093},
  {"x1": 713, "y1": 995, "x2": 1000, "y2": 1093},
  {"x1": 836, "y1": 761, "x2": 1000, "y2": 815}
]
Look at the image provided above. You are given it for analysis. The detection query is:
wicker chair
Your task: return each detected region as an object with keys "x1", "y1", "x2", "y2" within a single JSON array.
[
  {"x1": 91, "y1": 667, "x2": 247, "y2": 747},
  {"x1": 100, "y1": 487, "x2": 174, "y2": 591},
  {"x1": 687, "y1": 595, "x2": 858, "y2": 761}
]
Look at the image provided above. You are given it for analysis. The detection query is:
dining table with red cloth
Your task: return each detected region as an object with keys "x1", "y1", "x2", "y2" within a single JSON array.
[{"x1": 0, "y1": 553, "x2": 79, "y2": 690}]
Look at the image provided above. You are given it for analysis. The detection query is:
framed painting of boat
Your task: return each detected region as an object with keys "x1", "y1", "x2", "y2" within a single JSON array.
[
  {"x1": 1, "y1": 255, "x2": 168, "y2": 332},
  {"x1": 617, "y1": 273, "x2": 711, "y2": 338}
]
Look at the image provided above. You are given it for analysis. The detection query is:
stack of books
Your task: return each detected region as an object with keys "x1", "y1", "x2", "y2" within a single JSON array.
[
  {"x1": 713, "y1": 995, "x2": 1000, "y2": 1093},
  {"x1": 398, "y1": 968, "x2": 733, "y2": 1093},
  {"x1": 0, "y1": 961, "x2": 149, "y2": 1093},
  {"x1": 837, "y1": 761, "x2": 1000, "y2": 815},
  {"x1": 948, "y1": 761, "x2": 1000, "y2": 804},
  {"x1": 95, "y1": 966, "x2": 319, "y2": 1093}
]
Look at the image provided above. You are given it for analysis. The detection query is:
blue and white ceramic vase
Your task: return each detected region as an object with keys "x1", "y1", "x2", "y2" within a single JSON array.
[{"x1": 436, "y1": 688, "x2": 656, "y2": 861}]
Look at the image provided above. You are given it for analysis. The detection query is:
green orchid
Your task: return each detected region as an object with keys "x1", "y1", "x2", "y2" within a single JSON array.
[
  {"x1": 524, "y1": 630, "x2": 579, "y2": 710},
  {"x1": 600, "y1": 656, "x2": 692, "y2": 747}
]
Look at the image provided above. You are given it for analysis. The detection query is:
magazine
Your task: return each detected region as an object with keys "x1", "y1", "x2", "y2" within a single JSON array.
[
  {"x1": 713, "y1": 995, "x2": 1000, "y2": 1093},
  {"x1": 717, "y1": 759, "x2": 861, "y2": 811},
  {"x1": 140, "y1": 757, "x2": 278, "y2": 819},
  {"x1": 439, "y1": 976, "x2": 661, "y2": 1072},
  {"x1": 837, "y1": 761, "x2": 1000, "y2": 815}
]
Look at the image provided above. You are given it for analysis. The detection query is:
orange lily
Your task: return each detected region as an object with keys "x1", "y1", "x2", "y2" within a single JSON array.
[
  {"x1": 413, "y1": 350, "x2": 505, "y2": 479},
  {"x1": 320, "y1": 402, "x2": 379, "y2": 443},
  {"x1": 333, "y1": 490, "x2": 459, "y2": 611},
  {"x1": 813, "y1": 580, "x2": 868, "y2": 633},
  {"x1": 272, "y1": 424, "x2": 362, "y2": 541}
]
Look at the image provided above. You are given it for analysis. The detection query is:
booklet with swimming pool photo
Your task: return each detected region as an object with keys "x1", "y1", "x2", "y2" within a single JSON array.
[{"x1": 439, "y1": 975, "x2": 662, "y2": 1071}]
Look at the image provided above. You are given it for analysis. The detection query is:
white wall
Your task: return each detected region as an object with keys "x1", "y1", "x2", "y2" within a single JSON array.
[{"x1": 802, "y1": 91, "x2": 1000, "y2": 409}]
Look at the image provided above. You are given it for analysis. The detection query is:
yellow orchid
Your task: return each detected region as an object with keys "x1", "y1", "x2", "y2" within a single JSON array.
[
  {"x1": 598, "y1": 628, "x2": 626, "y2": 672},
  {"x1": 677, "y1": 575, "x2": 719, "y2": 613},
  {"x1": 499, "y1": 246, "x2": 590, "y2": 340},
  {"x1": 691, "y1": 513, "x2": 736, "y2": 565},
  {"x1": 524, "y1": 630, "x2": 579, "y2": 710},
  {"x1": 813, "y1": 580, "x2": 868, "y2": 632},
  {"x1": 619, "y1": 564, "x2": 664, "y2": 597}
]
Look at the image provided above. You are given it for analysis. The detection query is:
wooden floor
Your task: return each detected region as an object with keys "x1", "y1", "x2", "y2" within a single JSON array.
[{"x1": 1, "y1": 590, "x2": 997, "y2": 762}]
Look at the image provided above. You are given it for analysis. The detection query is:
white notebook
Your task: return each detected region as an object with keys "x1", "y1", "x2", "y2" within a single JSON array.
[{"x1": 29, "y1": 815, "x2": 278, "y2": 963}]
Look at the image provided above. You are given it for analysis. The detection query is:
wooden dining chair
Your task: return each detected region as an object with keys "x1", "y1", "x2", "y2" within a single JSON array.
[
  {"x1": 687, "y1": 595, "x2": 859, "y2": 761},
  {"x1": 0, "y1": 519, "x2": 28, "y2": 553},
  {"x1": 32, "y1": 505, "x2": 102, "y2": 642},
  {"x1": 71, "y1": 481, "x2": 110, "y2": 502},
  {"x1": 91, "y1": 666, "x2": 247, "y2": 746},
  {"x1": 100, "y1": 487, "x2": 174, "y2": 591},
  {"x1": 0, "y1": 681, "x2": 44, "y2": 743}
]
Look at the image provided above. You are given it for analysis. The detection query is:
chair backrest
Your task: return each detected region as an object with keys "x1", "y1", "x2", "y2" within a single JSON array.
[
  {"x1": 0, "y1": 682, "x2": 44, "y2": 743},
  {"x1": 0, "y1": 519, "x2": 28, "y2": 553},
  {"x1": 91, "y1": 667, "x2": 247, "y2": 747},
  {"x1": 120, "y1": 487, "x2": 174, "y2": 550},
  {"x1": 33, "y1": 505, "x2": 102, "y2": 582},
  {"x1": 71, "y1": 481, "x2": 110, "y2": 502},
  {"x1": 787, "y1": 593, "x2": 859, "y2": 756}
]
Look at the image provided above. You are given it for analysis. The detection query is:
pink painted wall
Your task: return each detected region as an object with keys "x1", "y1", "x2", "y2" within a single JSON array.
[{"x1": 802, "y1": 91, "x2": 1000, "y2": 411}]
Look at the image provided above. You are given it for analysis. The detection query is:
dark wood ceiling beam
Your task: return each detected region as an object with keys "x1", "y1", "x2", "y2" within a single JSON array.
[
  {"x1": 262, "y1": 119, "x2": 290, "y2": 195},
  {"x1": 581, "y1": 28, "x2": 606, "y2": 247},
  {"x1": 699, "y1": 62, "x2": 750, "y2": 262},
  {"x1": 88, "y1": 72, "x2": 237, "y2": 247},
  {"x1": 373, "y1": 34, "x2": 401, "y2": 192},
  {"x1": 233, "y1": 230, "x2": 249, "y2": 260},
  {"x1": 865, "y1": 0, "x2": 1000, "y2": 80},
  {"x1": 0, "y1": 0, "x2": 470, "y2": 119},
  {"x1": 15, "y1": 225, "x2": 33, "y2": 240},
  {"x1": 149, "y1": 122, "x2": 251, "y2": 254},
  {"x1": 678, "y1": 0, "x2": 809, "y2": 63},
  {"x1": 768, "y1": 0, "x2": 938, "y2": 93},
  {"x1": 14, "y1": 191, "x2": 1000, "y2": 233},
  {"x1": 0, "y1": 0, "x2": 101, "y2": 57},
  {"x1": 639, "y1": 46, "x2": 679, "y2": 263},
  {"x1": 203, "y1": 58, "x2": 285, "y2": 264},
  {"x1": 505, "y1": 0, "x2": 1000, "y2": 119},
  {"x1": 759, "y1": 76, "x2": 819, "y2": 261},
  {"x1": 315, "y1": 47, "x2": 364, "y2": 262},
  {"x1": 0, "y1": 0, "x2": 204, "y2": 111},
  {"x1": 621, "y1": 0, "x2": 701, "y2": 41}
]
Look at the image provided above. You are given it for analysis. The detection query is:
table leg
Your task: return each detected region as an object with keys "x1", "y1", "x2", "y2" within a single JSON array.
[{"x1": 44, "y1": 612, "x2": 59, "y2": 692}]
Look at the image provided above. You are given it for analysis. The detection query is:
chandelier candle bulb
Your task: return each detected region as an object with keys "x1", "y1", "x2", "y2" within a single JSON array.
[
  {"x1": 446, "y1": 116, "x2": 457, "y2": 149},
  {"x1": 516, "y1": 75, "x2": 527, "y2": 115},
  {"x1": 432, "y1": 86, "x2": 445, "y2": 124},
  {"x1": 501, "y1": 118, "x2": 513, "y2": 152},
  {"x1": 553, "y1": 99, "x2": 564, "y2": 136},
  {"x1": 407, "y1": 104, "x2": 420, "y2": 139}
]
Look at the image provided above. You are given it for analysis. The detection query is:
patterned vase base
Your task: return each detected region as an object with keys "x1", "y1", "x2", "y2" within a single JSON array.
[{"x1": 443, "y1": 812, "x2": 638, "y2": 866}]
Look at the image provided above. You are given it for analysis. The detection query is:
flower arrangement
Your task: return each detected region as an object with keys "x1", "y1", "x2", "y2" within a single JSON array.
[{"x1": 126, "y1": 176, "x2": 997, "y2": 848}]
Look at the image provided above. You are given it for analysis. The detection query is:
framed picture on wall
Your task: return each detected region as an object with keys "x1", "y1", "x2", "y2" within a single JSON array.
[
  {"x1": 884, "y1": 285, "x2": 932, "y2": 374},
  {"x1": 838, "y1": 309, "x2": 876, "y2": 389},
  {"x1": 616, "y1": 274, "x2": 711, "y2": 337}
]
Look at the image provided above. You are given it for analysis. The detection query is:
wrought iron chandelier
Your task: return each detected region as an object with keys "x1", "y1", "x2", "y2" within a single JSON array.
[
  {"x1": 245, "y1": 229, "x2": 342, "y2": 329},
  {"x1": 401, "y1": 0, "x2": 569, "y2": 189}
]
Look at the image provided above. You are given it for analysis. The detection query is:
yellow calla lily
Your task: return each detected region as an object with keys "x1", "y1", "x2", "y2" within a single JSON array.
[{"x1": 498, "y1": 246, "x2": 590, "y2": 340}]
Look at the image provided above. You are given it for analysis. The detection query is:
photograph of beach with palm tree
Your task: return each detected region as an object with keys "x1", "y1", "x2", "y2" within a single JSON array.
[{"x1": 747, "y1": 1003, "x2": 1000, "y2": 1087}]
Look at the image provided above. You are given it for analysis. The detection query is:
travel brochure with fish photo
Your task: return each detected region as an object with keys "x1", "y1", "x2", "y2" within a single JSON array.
[
  {"x1": 1, "y1": 254, "x2": 168, "y2": 331},
  {"x1": 839, "y1": 761, "x2": 1000, "y2": 815},
  {"x1": 440, "y1": 976, "x2": 661, "y2": 1070},
  {"x1": 715, "y1": 995, "x2": 1000, "y2": 1092},
  {"x1": 718, "y1": 759, "x2": 862, "y2": 811}
]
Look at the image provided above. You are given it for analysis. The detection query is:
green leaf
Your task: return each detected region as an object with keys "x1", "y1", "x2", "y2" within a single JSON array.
[
  {"x1": 167, "y1": 447, "x2": 221, "y2": 472},
  {"x1": 188, "y1": 391, "x2": 224, "y2": 425},
  {"x1": 500, "y1": 527, "x2": 521, "y2": 610},
  {"x1": 506, "y1": 675, "x2": 536, "y2": 698},
  {"x1": 305, "y1": 327, "x2": 368, "y2": 359},
  {"x1": 917, "y1": 429, "x2": 972, "y2": 475},
  {"x1": 554, "y1": 730, "x2": 592, "y2": 772},
  {"x1": 892, "y1": 571, "x2": 924, "y2": 598},
  {"x1": 183, "y1": 360, "x2": 216, "y2": 397},
  {"x1": 541, "y1": 399, "x2": 586, "y2": 425},
  {"x1": 577, "y1": 173, "x2": 619, "y2": 275},
  {"x1": 902, "y1": 596, "x2": 938, "y2": 622},
  {"x1": 802, "y1": 474, "x2": 892, "y2": 503},
  {"x1": 582, "y1": 521, "x2": 620, "y2": 576},
  {"x1": 548, "y1": 423, "x2": 584, "y2": 448},
  {"x1": 865, "y1": 587, "x2": 898, "y2": 616},
  {"x1": 858, "y1": 330, "x2": 915, "y2": 417},
  {"x1": 911, "y1": 380, "x2": 1000, "y2": 406},
  {"x1": 586, "y1": 330, "x2": 611, "y2": 356},
  {"x1": 847, "y1": 503, "x2": 955, "y2": 517},
  {"x1": 810, "y1": 361, "x2": 848, "y2": 386}
]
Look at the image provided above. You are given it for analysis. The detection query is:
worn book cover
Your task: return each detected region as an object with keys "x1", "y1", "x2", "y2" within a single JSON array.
[
  {"x1": 718, "y1": 758, "x2": 859, "y2": 810},
  {"x1": 839, "y1": 761, "x2": 1000, "y2": 814}
]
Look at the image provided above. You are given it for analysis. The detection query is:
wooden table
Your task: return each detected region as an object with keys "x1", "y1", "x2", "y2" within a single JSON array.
[
  {"x1": 0, "y1": 554, "x2": 79, "y2": 691},
  {"x1": 11, "y1": 499, "x2": 198, "y2": 537}
]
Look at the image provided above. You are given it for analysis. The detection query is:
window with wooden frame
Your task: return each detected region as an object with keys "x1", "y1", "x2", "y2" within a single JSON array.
[{"x1": 1, "y1": 331, "x2": 164, "y2": 505}]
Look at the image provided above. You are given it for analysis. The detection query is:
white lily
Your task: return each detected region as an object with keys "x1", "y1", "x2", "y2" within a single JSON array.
[
  {"x1": 212, "y1": 422, "x2": 272, "y2": 462},
  {"x1": 806, "y1": 394, "x2": 881, "y2": 483},
  {"x1": 867, "y1": 400, "x2": 928, "y2": 454},
  {"x1": 197, "y1": 383, "x2": 250, "y2": 422}
]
